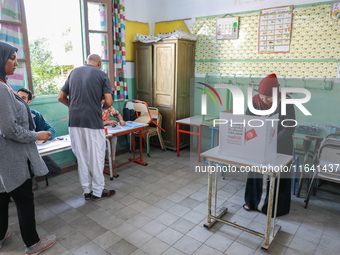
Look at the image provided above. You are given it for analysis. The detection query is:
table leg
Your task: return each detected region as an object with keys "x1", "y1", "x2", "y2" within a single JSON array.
[
  {"x1": 128, "y1": 129, "x2": 148, "y2": 166},
  {"x1": 211, "y1": 127, "x2": 214, "y2": 149},
  {"x1": 214, "y1": 168, "x2": 218, "y2": 215},
  {"x1": 198, "y1": 126, "x2": 201, "y2": 162},
  {"x1": 106, "y1": 138, "x2": 113, "y2": 180},
  {"x1": 207, "y1": 161, "x2": 213, "y2": 224},
  {"x1": 177, "y1": 122, "x2": 180, "y2": 157},
  {"x1": 132, "y1": 132, "x2": 135, "y2": 159},
  {"x1": 103, "y1": 137, "x2": 119, "y2": 179},
  {"x1": 265, "y1": 176, "x2": 275, "y2": 245},
  {"x1": 261, "y1": 175, "x2": 281, "y2": 251},
  {"x1": 273, "y1": 173, "x2": 280, "y2": 237},
  {"x1": 297, "y1": 140, "x2": 312, "y2": 197},
  {"x1": 204, "y1": 160, "x2": 228, "y2": 229},
  {"x1": 139, "y1": 129, "x2": 143, "y2": 162}
]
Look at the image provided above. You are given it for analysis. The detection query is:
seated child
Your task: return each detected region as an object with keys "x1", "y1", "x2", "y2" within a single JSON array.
[
  {"x1": 102, "y1": 106, "x2": 125, "y2": 127},
  {"x1": 102, "y1": 102, "x2": 125, "y2": 166}
]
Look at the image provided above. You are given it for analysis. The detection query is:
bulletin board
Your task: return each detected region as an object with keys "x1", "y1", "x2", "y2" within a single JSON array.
[
  {"x1": 192, "y1": 3, "x2": 340, "y2": 78},
  {"x1": 258, "y1": 6, "x2": 293, "y2": 54}
]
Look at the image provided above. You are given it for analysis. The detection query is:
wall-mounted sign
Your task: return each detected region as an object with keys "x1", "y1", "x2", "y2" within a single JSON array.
[
  {"x1": 216, "y1": 17, "x2": 239, "y2": 39},
  {"x1": 258, "y1": 5, "x2": 293, "y2": 54}
]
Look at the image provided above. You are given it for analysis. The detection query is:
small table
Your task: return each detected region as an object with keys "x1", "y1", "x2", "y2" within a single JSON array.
[
  {"x1": 201, "y1": 147, "x2": 292, "y2": 251},
  {"x1": 176, "y1": 116, "x2": 203, "y2": 162},
  {"x1": 104, "y1": 121, "x2": 148, "y2": 180}
]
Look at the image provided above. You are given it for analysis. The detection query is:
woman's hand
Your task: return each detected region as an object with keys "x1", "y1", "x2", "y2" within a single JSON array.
[
  {"x1": 37, "y1": 131, "x2": 51, "y2": 143},
  {"x1": 120, "y1": 120, "x2": 126, "y2": 126}
]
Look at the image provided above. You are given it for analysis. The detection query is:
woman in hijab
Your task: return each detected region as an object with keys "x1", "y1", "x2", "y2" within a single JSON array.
[
  {"x1": 243, "y1": 73, "x2": 295, "y2": 216},
  {"x1": 0, "y1": 41, "x2": 56, "y2": 254}
]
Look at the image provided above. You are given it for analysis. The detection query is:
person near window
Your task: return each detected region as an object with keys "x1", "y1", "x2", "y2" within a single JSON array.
[
  {"x1": 243, "y1": 73, "x2": 295, "y2": 217},
  {"x1": 17, "y1": 88, "x2": 61, "y2": 189},
  {"x1": 58, "y1": 54, "x2": 115, "y2": 201},
  {"x1": 0, "y1": 41, "x2": 56, "y2": 254}
]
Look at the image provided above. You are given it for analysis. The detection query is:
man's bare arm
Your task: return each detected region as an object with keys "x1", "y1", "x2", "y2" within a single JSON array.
[
  {"x1": 58, "y1": 91, "x2": 69, "y2": 107},
  {"x1": 102, "y1": 93, "x2": 113, "y2": 109}
]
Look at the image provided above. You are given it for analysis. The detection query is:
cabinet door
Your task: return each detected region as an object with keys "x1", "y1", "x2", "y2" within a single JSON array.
[
  {"x1": 134, "y1": 43, "x2": 153, "y2": 106},
  {"x1": 153, "y1": 43, "x2": 175, "y2": 147},
  {"x1": 177, "y1": 41, "x2": 196, "y2": 147}
]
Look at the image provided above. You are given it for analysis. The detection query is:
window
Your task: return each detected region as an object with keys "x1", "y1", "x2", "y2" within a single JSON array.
[
  {"x1": 83, "y1": 0, "x2": 114, "y2": 88},
  {"x1": 1, "y1": 0, "x2": 120, "y2": 95},
  {"x1": 0, "y1": 0, "x2": 32, "y2": 92},
  {"x1": 25, "y1": 0, "x2": 83, "y2": 95}
]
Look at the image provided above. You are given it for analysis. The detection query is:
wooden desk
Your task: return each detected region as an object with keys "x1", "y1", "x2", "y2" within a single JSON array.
[
  {"x1": 201, "y1": 147, "x2": 292, "y2": 251},
  {"x1": 104, "y1": 122, "x2": 148, "y2": 180}
]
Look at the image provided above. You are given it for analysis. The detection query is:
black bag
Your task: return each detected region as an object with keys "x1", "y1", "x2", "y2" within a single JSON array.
[
  {"x1": 42, "y1": 155, "x2": 61, "y2": 177},
  {"x1": 123, "y1": 108, "x2": 137, "y2": 121}
]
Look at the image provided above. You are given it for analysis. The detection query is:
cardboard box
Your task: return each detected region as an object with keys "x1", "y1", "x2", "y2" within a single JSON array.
[{"x1": 218, "y1": 112, "x2": 278, "y2": 164}]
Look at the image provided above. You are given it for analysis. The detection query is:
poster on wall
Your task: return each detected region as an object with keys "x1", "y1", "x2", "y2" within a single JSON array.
[
  {"x1": 216, "y1": 17, "x2": 239, "y2": 39},
  {"x1": 330, "y1": 2, "x2": 340, "y2": 20},
  {"x1": 258, "y1": 6, "x2": 293, "y2": 54}
]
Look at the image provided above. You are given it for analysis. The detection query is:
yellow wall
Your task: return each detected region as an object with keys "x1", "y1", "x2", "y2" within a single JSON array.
[
  {"x1": 125, "y1": 20, "x2": 149, "y2": 62},
  {"x1": 154, "y1": 20, "x2": 189, "y2": 35}
]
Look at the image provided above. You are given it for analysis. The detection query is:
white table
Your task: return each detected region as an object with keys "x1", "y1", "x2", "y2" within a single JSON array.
[
  {"x1": 36, "y1": 122, "x2": 148, "y2": 181},
  {"x1": 201, "y1": 147, "x2": 292, "y2": 251}
]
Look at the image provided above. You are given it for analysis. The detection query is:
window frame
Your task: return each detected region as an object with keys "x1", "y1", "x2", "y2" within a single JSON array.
[
  {"x1": 0, "y1": 0, "x2": 33, "y2": 92},
  {"x1": 83, "y1": 0, "x2": 114, "y2": 90}
]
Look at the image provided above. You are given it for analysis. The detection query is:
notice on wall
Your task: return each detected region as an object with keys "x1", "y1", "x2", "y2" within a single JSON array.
[
  {"x1": 227, "y1": 123, "x2": 245, "y2": 146},
  {"x1": 258, "y1": 5, "x2": 293, "y2": 54},
  {"x1": 216, "y1": 17, "x2": 239, "y2": 39},
  {"x1": 330, "y1": 2, "x2": 340, "y2": 21}
]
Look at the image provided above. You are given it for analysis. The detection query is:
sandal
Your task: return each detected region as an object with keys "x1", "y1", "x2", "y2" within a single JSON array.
[{"x1": 243, "y1": 204, "x2": 251, "y2": 211}]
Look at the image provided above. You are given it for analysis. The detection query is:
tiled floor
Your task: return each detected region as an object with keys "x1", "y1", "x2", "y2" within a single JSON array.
[{"x1": 2, "y1": 146, "x2": 340, "y2": 255}]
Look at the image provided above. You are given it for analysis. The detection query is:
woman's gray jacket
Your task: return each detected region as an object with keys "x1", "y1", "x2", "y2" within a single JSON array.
[{"x1": 0, "y1": 82, "x2": 48, "y2": 192}]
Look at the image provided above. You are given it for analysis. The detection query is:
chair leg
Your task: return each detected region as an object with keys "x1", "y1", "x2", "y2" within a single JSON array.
[
  {"x1": 157, "y1": 130, "x2": 166, "y2": 151},
  {"x1": 45, "y1": 176, "x2": 49, "y2": 186},
  {"x1": 222, "y1": 168, "x2": 227, "y2": 179},
  {"x1": 296, "y1": 168, "x2": 304, "y2": 197},
  {"x1": 147, "y1": 134, "x2": 150, "y2": 157},
  {"x1": 293, "y1": 157, "x2": 299, "y2": 195},
  {"x1": 304, "y1": 177, "x2": 317, "y2": 209}
]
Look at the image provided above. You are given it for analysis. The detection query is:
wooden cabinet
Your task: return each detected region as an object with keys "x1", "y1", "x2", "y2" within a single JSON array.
[{"x1": 134, "y1": 39, "x2": 196, "y2": 150}]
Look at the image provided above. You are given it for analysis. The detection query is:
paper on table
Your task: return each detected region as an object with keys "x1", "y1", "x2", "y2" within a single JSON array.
[
  {"x1": 107, "y1": 125, "x2": 123, "y2": 133},
  {"x1": 37, "y1": 141, "x2": 65, "y2": 151}
]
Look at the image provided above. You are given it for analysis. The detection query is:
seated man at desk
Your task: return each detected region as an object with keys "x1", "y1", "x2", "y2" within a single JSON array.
[
  {"x1": 102, "y1": 101, "x2": 125, "y2": 164},
  {"x1": 17, "y1": 88, "x2": 61, "y2": 189}
]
